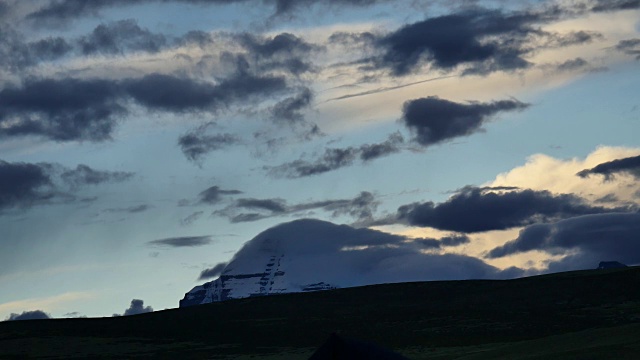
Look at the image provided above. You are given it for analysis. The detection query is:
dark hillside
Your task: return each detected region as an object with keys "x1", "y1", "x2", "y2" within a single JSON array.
[{"x1": 1, "y1": 266, "x2": 639, "y2": 359}]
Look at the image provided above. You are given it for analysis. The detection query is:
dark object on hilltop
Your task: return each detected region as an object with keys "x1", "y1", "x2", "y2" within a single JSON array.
[
  {"x1": 597, "y1": 261, "x2": 627, "y2": 269},
  {"x1": 309, "y1": 333, "x2": 408, "y2": 360}
]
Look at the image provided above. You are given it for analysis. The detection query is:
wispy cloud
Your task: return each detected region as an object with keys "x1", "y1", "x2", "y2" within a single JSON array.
[
  {"x1": 147, "y1": 236, "x2": 214, "y2": 248},
  {"x1": 267, "y1": 133, "x2": 404, "y2": 178},
  {"x1": 214, "y1": 191, "x2": 379, "y2": 223},
  {"x1": 0, "y1": 292, "x2": 95, "y2": 318},
  {"x1": 0, "y1": 160, "x2": 134, "y2": 212}
]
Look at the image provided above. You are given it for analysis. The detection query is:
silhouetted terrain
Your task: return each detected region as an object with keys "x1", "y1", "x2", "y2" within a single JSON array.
[{"x1": 1, "y1": 266, "x2": 639, "y2": 359}]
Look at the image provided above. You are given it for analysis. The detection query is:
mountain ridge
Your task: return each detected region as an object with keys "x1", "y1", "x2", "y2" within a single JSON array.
[{"x1": 1, "y1": 266, "x2": 639, "y2": 359}]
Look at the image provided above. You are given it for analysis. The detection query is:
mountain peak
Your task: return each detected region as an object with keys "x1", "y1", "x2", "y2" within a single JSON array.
[{"x1": 180, "y1": 218, "x2": 516, "y2": 307}]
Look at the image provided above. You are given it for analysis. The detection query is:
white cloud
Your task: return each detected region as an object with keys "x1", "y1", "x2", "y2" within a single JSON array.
[{"x1": 487, "y1": 146, "x2": 640, "y2": 206}]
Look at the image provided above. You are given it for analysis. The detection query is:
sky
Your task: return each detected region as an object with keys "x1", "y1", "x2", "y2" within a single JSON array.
[{"x1": 0, "y1": 0, "x2": 639, "y2": 320}]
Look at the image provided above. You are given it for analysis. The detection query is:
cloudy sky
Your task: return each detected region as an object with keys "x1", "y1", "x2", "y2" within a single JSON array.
[{"x1": 1, "y1": 0, "x2": 639, "y2": 319}]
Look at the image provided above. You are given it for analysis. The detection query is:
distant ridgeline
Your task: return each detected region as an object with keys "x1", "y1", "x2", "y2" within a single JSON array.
[{"x1": 597, "y1": 261, "x2": 628, "y2": 270}]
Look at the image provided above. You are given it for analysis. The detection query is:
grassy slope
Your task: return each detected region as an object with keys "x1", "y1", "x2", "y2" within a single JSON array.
[{"x1": 0, "y1": 267, "x2": 639, "y2": 359}]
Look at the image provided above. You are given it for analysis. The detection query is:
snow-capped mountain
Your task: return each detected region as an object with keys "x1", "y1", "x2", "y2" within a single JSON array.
[
  {"x1": 180, "y1": 220, "x2": 349, "y2": 306},
  {"x1": 180, "y1": 219, "x2": 517, "y2": 307},
  {"x1": 180, "y1": 251, "x2": 337, "y2": 306}
]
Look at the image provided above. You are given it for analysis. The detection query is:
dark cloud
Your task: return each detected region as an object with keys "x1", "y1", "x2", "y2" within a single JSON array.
[
  {"x1": 29, "y1": 36, "x2": 73, "y2": 60},
  {"x1": 63, "y1": 312, "x2": 86, "y2": 318},
  {"x1": 544, "y1": 31, "x2": 603, "y2": 48},
  {"x1": 270, "y1": 88, "x2": 313, "y2": 123},
  {"x1": 270, "y1": 0, "x2": 390, "y2": 15},
  {"x1": 124, "y1": 72, "x2": 287, "y2": 113},
  {"x1": 329, "y1": 6, "x2": 600, "y2": 77},
  {"x1": 440, "y1": 234, "x2": 471, "y2": 247},
  {"x1": 177, "y1": 30, "x2": 215, "y2": 47},
  {"x1": 309, "y1": 191, "x2": 379, "y2": 221},
  {"x1": 181, "y1": 211, "x2": 204, "y2": 226},
  {"x1": 61, "y1": 164, "x2": 134, "y2": 188},
  {"x1": 613, "y1": 38, "x2": 640, "y2": 60},
  {"x1": 27, "y1": 0, "x2": 392, "y2": 24},
  {"x1": 79, "y1": 19, "x2": 167, "y2": 55},
  {"x1": 5, "y1": 310, "x2": 51, "y2": 321},
  {"x1": 216, "y1": 191, "x2": 379, "y2": 223},
  {"x1": 123, "y1": 74, "x2": 218, "y2": 112},
  {"x1": 328, "y1": 30, "x2": 377, "y2": 48},
  {"x1": 236, "y1": 198, "x2": 288, "y2": 213},
  {"x1": 577, "y1": 155, "x2": 640, "y2": 180},
  {"x1": 415, "y1": 234, "x2": 470, "y2": 249},
  {"x1": 414, "y1": 237, "x2": 440, "y2": 248},
  {"x1": 0, "y1": 77, "x2": 124, "y2": 142},
  {"x1": 389, "y1": 186, "x2": 624, "y2": 233},
  {"x1": 198, "y1": 262, "x2": 228, "y2": 280},
  {"x1": 595, "y1": 194, "x2": 619, "y2": 204},
  {"x1": 214, "y1": 66, "x2": 290, "y2": 102},
  {"x1": 590, "y1": 0, "x2": 640, "y2": 12},
  {"x1": 555, "y1": 57, "x2": 589, "y2": 72},
  {"x1": 402, "y1": 96, "x2": 529, "y2": 147},
  {"x1": 239, "y1": 32, "x2": 313, "y2": 57},
  {"x1": 237, "y1": 32, "x2": 317, "y2": 75},
  {"x1": 0, "y1": 160, "x2": 131, "y2": 212},
  {"x1": 359, "y1": 132, "x2": 404, "y2": 161},
  {"x1": 486, "y1": 213, "x2": 640, "y2": 271},
  {"x1": 270, "y1": 147, "x2": 358, "y2": 178},
  {"x1": 0, "y1": 160, "x2": 54, "y2": 210},
  {"x1": 229, "y1": 213, "x2": 268, "y2": 223},
  {"x1": 147, "y1": 235, "x2": 213, "y2": 247},
  {"x1": 0, "y1": 26, "x2": 72, "y2": 71},
  {"x1": 198, "y1": 186, "x2": 242, "y2": 205},
  {"x1": 0, "y1": 1, "x2": 9, "y2": 17},
  {"x1": 371, "y1": 8, "x2": 556, "y2": 76},
  {"x1": 0, "y1": 72, "x2": 287, "y2": 142},
  {"x1": 0, "y1": 18, "x2": 170, "y2": 70},
  {"x1": 26, "y1": 0, "x2": 173, "y2": 25},
  {"x1": 104, "y1": 204, "x2": 150, "y2": 213},
  {"x1": 113, "y1": 299, "x2": 153, "y2": 317},
  {"x1": 267, "y1": 133, "x2": 404, "y2": 178},
  {"x1": 178, "y1": 123, "x2": 240, "y2": 163}
]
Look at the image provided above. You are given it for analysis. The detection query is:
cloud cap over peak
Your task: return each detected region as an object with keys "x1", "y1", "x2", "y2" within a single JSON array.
[{"x1": 216, "y1": 218, "x2": 520, "y2": 287}]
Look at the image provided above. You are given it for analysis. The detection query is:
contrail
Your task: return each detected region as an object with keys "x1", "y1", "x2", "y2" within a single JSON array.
[{"x1": 322, "y1": 75, "x2": 458, "y2": 103}]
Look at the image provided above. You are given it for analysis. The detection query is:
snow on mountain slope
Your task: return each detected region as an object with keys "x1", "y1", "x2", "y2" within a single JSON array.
[{"x1": 180, "y1": 219, "x2": 519, "y2": 307}]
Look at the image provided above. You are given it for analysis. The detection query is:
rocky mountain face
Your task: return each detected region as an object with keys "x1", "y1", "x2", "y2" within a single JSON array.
[
  {"x1": 180, "y1": 220, "x2": 351, "y2": 307},
  {"x1": 180, "y1": 252, "x2": 337, "y2": 307}
]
